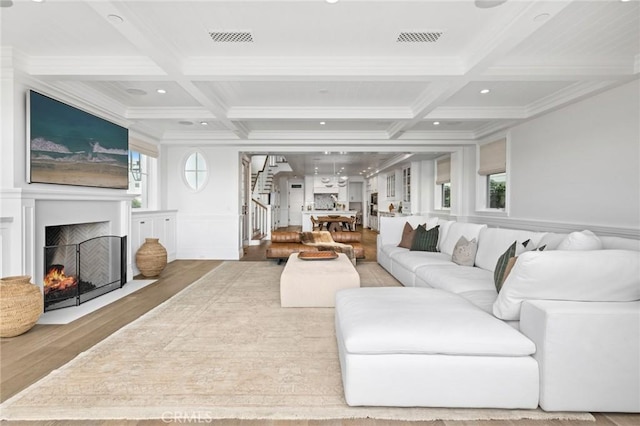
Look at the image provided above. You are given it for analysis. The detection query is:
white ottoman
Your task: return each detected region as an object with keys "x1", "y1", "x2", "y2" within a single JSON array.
[
  {"x1": 335, "y1": 287, "x2": 539, "y2": 408},
  {"x1": 280, "y1": 253, "x2": 360, "y2": 307}
]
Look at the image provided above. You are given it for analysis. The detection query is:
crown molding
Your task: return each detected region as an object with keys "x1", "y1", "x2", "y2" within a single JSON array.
[
  {"x1": 399, "y1": 131, "x2": 476, "y2": 141},
  {"x1": 525, "y1": 80, "x2": 617, "y2": 117},
  {"x1": 24, "y1": 56, "x2": 165, "y2": 77},
  {"x1": 161, "y1": 130, "x2": 240, "y2": 142},
  {"x1": 473, "y1": 120, "x2": 517, "y2": 140},
  {"x1": 126, "y1": 107, "x2": 215, "y2": 120},
  {"x1": 184, "y1": 56, "x2": 464, "y2": 78},
  {"x1": 247, "y1": 130, "x2": 390, "y2": 140},
  {"x1": 426, "y1": 106, "x2": 527, "y2": 120},
  {"x1": 227, "y1": 106, "x2": 412, "y2": 120}
]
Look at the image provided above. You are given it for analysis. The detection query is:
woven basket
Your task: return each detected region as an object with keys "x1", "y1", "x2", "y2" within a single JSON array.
[
  {"x1": 135, "y1": 238, "x2": 168, "y2": 277},
  {"x1": 0, "y1": 275, "x2": 43, "y2": 338}
]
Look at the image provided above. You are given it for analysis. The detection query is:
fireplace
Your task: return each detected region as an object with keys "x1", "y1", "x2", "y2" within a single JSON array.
[{"x1": 44, "y1": 222, "x2": 127, "y2": 311}]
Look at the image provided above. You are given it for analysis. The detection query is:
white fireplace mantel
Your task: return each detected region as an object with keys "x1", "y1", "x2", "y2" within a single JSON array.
[{"x1": 0, "y1": 187, "x2": 137, "y2": 283}]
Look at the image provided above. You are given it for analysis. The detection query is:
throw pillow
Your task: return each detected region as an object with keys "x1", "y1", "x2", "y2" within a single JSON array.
[
  {"x1": 500, "y1": 256, "x2": 519, "y2": 287},
  {"x1": 452, "y1": 236, "x2": 477, "y2": 266},
  {"x1": 397, "y1": 222, "x2": 417, "y2": 249},
  {"x1": 557, "y1": 230, "x2": 603, "y2": 251},
  {"x1": 410, "y1": 225, "x2": 440, "y2": 252},
  {"x1": 494, "y1": 241, "x2": 517, "y2": 292}
]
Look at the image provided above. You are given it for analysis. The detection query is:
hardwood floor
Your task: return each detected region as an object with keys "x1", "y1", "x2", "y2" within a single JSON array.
[{"x1": 1, "y1": 255, "x2": 637, "y2": 426}]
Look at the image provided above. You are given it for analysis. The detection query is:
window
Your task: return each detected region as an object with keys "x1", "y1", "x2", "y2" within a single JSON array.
[
  {"x1": 442, "y1": 182, "x2": 451, "y2": 208},
  {"x1": 478, "y1": 138, "x2": 507, "y2": 211},
  {"x1": 128, "y1": 150, "x2": 147, "y2": 209},
  {"x1": 436, "y1": 156, "x2": 451, "y2": 209},
  {"x1": 184, "y1": 151, "x2": 208, "y2": 191},
  {"x1": 488, "y1": 172, "x2": 506, "y2": 209}
]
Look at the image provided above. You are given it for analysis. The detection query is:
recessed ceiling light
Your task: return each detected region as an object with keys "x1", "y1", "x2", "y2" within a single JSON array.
[
  {"x1": 32, "y1": 0, "x2": 45, "y2": 3},
  {"x1": 107, "y1": 14, "x2": 124, "y2": 24},
  {"x1": 125, "y1": 88, "x2": 147, "y2": 96},
  {"x1": 326, "y1": 0, "x2": 339, "y2": 3},
  {"x1": 324, "y1": 151, "x2": 329, "y2": 155},
  {"x1": 157, "y1": 89, "x2": 167, "y2": 94},
  {"x1": 433, "y1": 121, "x2": 440, "y2": 126},
  {"x1": 200, "y1": 121, "x2": 208, "y2": 126},
  {"x1": 320, "y1": 121, "x2": 326, "y2": 125},
  {"x1": 480, "y1": 89, "x2": 491, "y2": 94}
]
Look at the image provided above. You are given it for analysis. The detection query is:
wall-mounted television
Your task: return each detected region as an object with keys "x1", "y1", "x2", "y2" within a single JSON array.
[{"x1": 27, "y1": 90, "x2": 129, "y2": 189}]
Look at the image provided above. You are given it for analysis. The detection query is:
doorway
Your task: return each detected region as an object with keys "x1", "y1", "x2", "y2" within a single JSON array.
[{"x1": 288, "y1": 183, "x2": 304, "y2": 226}]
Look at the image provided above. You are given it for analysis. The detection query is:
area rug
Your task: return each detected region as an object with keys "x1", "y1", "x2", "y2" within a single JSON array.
[{"x1": 0, "y1": 262, "x2": 594, "y2": 422}]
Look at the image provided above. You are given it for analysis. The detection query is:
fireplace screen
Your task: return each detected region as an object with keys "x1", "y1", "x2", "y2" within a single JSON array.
[{"x1": 44, "y1": 236, "x2": 127, "y2": 311}]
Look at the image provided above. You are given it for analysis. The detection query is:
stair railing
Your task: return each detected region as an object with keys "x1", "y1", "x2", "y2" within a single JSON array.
[{"x1": 251, "y1": 198, "x2": 271, "y2": 242}]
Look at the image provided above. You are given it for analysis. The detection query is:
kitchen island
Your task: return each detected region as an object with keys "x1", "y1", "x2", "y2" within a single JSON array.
[{"x1": 301, "y1": 210, "x2": 357, "y2": 232}]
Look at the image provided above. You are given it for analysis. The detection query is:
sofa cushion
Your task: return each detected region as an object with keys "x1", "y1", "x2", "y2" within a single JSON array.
[
  {"x1": 439, "y1": 222, "x2": 487, "y2": 256},
  {"x1": 599, "y1": 236, "x2": 640, "y2": 251},
  {"x1": 410, "y1": 225, "x2": 439, "y2": 252},
  {"x1": 556, "y1": 230, "x2": 602, "y2": 251},
  {"x1": 537, "y1": 232, "x2": 568, "y2": 250},
  {"x1": 332, "y1": 231, "x2": 362, "y2": 243},
  {"x1": 415, "y1": 264, "x2": 495, "y2": 294},
  {"x1": 493, "y1": 249, "x2": 640, "y2": 321},
  {"x1": 393, "y1": 250, "x2": 453, "y2": 272},
  {"x1": 336, "y1": 287, "x2": 535, "y2": 356},
  {"x1": 270, "y1": 231, "x2": 301, "y2": 243},
  {"x1": 452, "y1": 236, "x2": 477, "y2": 266},
  {"x1": 475, "y1": 228, "x2": 545, "y2": 272},
  {"x1": 457, "y1": 289, "x2": 499, "y2": 314}
]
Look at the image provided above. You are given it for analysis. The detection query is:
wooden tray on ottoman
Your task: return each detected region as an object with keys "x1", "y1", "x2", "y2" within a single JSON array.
[{"x1": 298, "y1": 251, "x2": 338, "y2": 260}]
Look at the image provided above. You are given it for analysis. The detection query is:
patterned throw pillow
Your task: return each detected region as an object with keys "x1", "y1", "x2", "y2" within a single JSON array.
[
  {"x1": 452, "y1": 236, "x2": 478, "y2": 266},
  {"x1": 410, "y1": 225, "x2": 440, "y2": 252},
  {"x1": 494, "y1": 241, "x2": 517, "y2": 292},
  {"x1": 397, "y1": 222, "x2": 418, "y2": 249}
]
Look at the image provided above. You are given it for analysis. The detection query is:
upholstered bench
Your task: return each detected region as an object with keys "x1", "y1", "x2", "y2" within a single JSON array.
[{"x1": 335, "y1": 287, "x2": 539, "y2": 408}]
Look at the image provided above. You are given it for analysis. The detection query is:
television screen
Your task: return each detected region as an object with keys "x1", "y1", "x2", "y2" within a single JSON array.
[{"x1": 27, "y1": 90, "x2": 129, "y2": 189}]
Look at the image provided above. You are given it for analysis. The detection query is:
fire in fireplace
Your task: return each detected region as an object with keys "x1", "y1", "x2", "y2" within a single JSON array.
[{"x1": 44, "y1": 264, "x2": 78, "y2": 294}]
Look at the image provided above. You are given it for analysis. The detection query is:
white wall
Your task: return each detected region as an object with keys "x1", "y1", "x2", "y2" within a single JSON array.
[
  {"x1": 508, "y1": 80, "x2": 639, "y2": 231},
  {"x1": 164, "y1": 145, "x2": 241, "y2": 259}
]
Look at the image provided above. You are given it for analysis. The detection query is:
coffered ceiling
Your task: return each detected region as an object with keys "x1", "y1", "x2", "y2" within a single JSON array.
[{"x1": 1, "y1": 0, "x2": 638, "y2": 176}]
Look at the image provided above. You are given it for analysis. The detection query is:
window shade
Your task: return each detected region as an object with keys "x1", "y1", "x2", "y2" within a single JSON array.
[
  {"x1": 129, "y1": 137, "x2": 159, "y2": 158},
  {"x1": 436, "y1": 156, "x2": 451, "y2": 185},
  {"x1": 478, "y1": 138, "x2": 506, "y2": 176}
]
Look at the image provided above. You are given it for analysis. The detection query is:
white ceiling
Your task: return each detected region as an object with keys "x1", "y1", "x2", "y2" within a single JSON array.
[{"x1": 1, "y1": 0, "x2": 638, "y2": 177}]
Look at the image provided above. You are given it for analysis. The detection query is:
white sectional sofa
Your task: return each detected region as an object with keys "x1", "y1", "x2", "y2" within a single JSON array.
[{"x1": 335, "y1": 215, "x2": 640, "y2": 411}]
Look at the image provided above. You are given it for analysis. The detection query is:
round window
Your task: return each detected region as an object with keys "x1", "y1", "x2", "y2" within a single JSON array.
[{"x1": 184, "y1": 152, "x2": 208, "y2": 191}]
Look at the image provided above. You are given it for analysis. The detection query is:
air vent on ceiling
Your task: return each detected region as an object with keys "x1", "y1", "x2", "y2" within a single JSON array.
[
  {"x1": 396, "y1": 31, "x2": 442, "y2": 43},
  {"x1": 209, "y1": 31, "x2": 254, "y2": 43}
]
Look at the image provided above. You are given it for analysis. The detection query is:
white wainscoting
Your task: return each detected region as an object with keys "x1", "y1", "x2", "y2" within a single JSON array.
[{"x1": 177, "y1": 213, "x2": 241, "y2": 260}]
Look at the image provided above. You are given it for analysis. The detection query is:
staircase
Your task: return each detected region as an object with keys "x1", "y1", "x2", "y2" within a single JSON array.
[{"x1": 248, "y1": 155, "x2": 292, "y2": 245}]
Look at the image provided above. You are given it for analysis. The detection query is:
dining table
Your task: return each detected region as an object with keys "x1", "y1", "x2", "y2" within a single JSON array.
[{"x1": 317, "y1": 215, "x2": 355, "y2": 232}]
